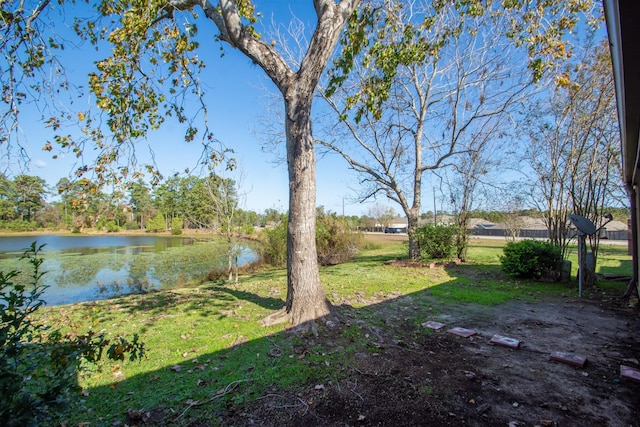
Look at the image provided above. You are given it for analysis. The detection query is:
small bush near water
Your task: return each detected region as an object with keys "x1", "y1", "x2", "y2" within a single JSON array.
[
  {"x1": 0, "y1": 243, "x2": 145, "y2": 426},
  {"x1": 259, "y1": 215, "x2": 363, "y2": 267},
  {"x1": 316, "y1": 214, "x2": 363, "y2": 265},
  {"x1": 500, "y1": 239, "x2": 563, "y2": 279},
  {"x1": 170, "y1": 217, "x2": 183, "y2": 235},
  {"x1": 259, "y1": 222, "x2": 288, "y2": 267}
]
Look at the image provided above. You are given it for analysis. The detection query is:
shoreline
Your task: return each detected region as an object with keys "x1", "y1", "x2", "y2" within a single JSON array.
[{"x1": 0, "y1": 228, "x2": 227, "y2": 238}]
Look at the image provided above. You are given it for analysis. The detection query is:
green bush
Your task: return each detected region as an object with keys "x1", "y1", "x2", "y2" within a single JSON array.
[
  {"x1": 0, "y1": 220, "x2": 38, "y2": 232},
  {"x1": 259, "y1": 216, "x2": 362, "y2": 267},
  {"x1": 260, "y1": 222, "x2": 287, "y2": 267},
  {"x1": 145, "y1": 213, "x2": 166, "y2": 233},
  {"x1": 316, "y1": 214, "x2": 362, "y2": 266},
  {"x1": 123, "y1": 221, "x2": 139, "y2": 230},
  {"x1": 96, "y1": 217, "x2": 107, "y2": 231},
  {"x1": 106, "y1": 220, "x2": 120, "y2": 233},
  {"x1": 414, "y1": 223, "x2": 458, "y2": 260},
  {"x1": 500, "y1": 239, "x2": 562, "y2": 279},
  {"x1": 170, "y1": 217, "x2": 183, "y2": 235},
  {"x1": 0, "y1": 243, "x2": 145, "y2": 426}
]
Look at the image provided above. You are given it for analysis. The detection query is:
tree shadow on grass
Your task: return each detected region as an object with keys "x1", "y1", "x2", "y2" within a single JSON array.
[
  {"x1": 75, "y1": 267, "x2": 640, "y2": 427},
  {"x1": 75, "y1": 283, "x2": 284, "y2": 335},
  {"x1": 60, "y1": 239, "x2": 636, "y2": 425},
  {"x1": 209, "y1": 285, "x2": 284, "y2": 311}
]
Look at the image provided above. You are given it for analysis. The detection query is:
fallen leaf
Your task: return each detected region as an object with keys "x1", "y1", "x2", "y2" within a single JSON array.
[
  {"x1": 81, "y1": 390, "x2": 90, "y2": 397},
  {"x1": 171, "y1": 365, "x2": 182, "y2": 372},
  {"x1": 314, "y1": 384, "x2": 325, "y2": 391}
]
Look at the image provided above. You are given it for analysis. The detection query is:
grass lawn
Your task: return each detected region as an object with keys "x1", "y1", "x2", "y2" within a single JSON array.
[{"x1": 32, "y1": 236, "x2": 632, "y2": 425}]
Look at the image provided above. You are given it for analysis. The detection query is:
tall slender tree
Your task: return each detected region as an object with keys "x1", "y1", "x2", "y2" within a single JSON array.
[{"x1": 526, "y1": 40, "x2": 621, "y2": 264}]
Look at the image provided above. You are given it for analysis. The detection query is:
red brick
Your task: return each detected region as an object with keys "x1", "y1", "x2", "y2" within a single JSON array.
[
  {"x1": 489, "y1": 334, "x2": 520, "y2": 349},
  {"x1": 549, "y1": 352, "x2": 587, "y2": 368},
  {"x1": 448, "y1": 327, "x2": 477, "y2": 338},
  {"x1": 422, "y1": 321, "x2": 446, "y2": 330},
  {"x1": 620, "y1": 365, "x2": 640, "y2": 383}
]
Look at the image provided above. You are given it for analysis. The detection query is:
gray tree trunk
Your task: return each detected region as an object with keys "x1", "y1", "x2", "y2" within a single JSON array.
[
  {"x1": 207, "y1": 0, "x2": 360, "y2": 328},
  {"x1": 284, "y1": 94, "x2": 331, "y2": 325}
]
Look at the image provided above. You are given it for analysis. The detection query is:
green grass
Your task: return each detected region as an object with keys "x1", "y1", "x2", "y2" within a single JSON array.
[{"x1": 32, "y1": 237, "x2": 632, "y2": 425}]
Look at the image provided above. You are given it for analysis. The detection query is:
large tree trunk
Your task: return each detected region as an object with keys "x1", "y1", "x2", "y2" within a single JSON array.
[
  {"x1": 284, "y1": 96, "x2": 332, "y2": 325},
  {"x1": 261, "y1": 94, "x2": 333, "y2": 331},
  {"x1": 208, "y1": 0, "x2": 360, "y2": 329}
]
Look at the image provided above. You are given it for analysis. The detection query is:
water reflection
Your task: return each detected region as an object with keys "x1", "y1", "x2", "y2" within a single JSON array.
[{"x1": 0, "y1": 235, "x2": 258, "y2": 306}]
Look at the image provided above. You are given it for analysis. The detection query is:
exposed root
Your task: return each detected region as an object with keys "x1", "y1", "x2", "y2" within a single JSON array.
[
  {"x1": 260, "y1": 308, "x2": 291, "y2": 327},
  {"x1": 260, "y1": 306, "x2": 341, "y2": 337}
]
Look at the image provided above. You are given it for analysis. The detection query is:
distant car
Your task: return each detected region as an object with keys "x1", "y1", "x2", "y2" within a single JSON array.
[{"x1": 384, "y1": 227, "x2": 405, "y2": 234}]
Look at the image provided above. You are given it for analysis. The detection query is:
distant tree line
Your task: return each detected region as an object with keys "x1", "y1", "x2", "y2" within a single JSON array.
[
  {"x1": 0, "y1": 173, "x2": 281, "y2": 233},
  {"x1": 0, "y1": 172, "x2": 628, "y2": 234}
]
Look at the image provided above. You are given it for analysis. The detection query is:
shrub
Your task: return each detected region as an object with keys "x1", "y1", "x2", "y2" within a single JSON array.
[
  {"x1": 96, "y1": 217, "x2": 107, "y2": 231},
  {"x1": 170, "y1": 217, "x2": 183, "y2": 235},
  {"x1": 260, "y1": 222, "x2": 287, "y2": 267},
  {"x1": 0, "y1": 220, "x2": 38, "y2": 232},
  {"x1": 414, "y1": 223, "x2": 458, "y2": 260},
  {"x1": 500, "y1": 239, "x2": 562, "y2": 279},
  {"x1": 106, "y1": 220, "x2": 120, "y2": 233},
  {"x1": 145, "y1": 213, "x2": 166, "y2": 233},
  {"x1": 316, "y1": 214, "x2": 362, "y2": 266},
  {"x1": 0, "y1": 243, "x2": 145, "y2": 426},
  {"x1": 123, "y1": 221, "x2": 139, "y2": 230},
  {"x1": 259, "y1": 216, "x2": 363, "y2": 267}
]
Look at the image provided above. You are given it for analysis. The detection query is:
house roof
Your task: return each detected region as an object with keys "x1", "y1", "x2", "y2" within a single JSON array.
[{"x1": 604, "y1": 0, "x2": 640, "y2": 188}]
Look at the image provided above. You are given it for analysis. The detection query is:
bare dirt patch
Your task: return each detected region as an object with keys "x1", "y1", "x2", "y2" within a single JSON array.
[{"x1": 222, "y1": 290, "x2": 640, "y2": 426}]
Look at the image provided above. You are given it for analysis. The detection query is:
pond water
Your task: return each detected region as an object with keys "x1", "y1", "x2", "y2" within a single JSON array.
[{"x1": 0, "y1": 235, "x2": 258, "y2": 306}]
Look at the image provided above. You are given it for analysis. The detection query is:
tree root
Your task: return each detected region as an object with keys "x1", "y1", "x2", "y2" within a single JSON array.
[
  {"x1": 260, "y1": 308, "x2": 290, "y2": 327},
  {"x1": 260, "y1": 306, "x2": 341, "y2": 336}
]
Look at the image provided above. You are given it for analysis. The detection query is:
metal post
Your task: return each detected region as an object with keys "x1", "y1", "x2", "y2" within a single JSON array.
[{"x1": 578, "y1": 233, "x2": 585, "y2": 298}]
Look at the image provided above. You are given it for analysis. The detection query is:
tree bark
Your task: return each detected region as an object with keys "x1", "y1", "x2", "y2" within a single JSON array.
[
  {"x1": 210, "y1": 0, "x2": 360, "y2": 328},
  {"x1": 407, "y1": 208, "x2": 420, "y2": 260},
  {"x1": 283, "y1": 94, "x2": 332, "y2": 326}
]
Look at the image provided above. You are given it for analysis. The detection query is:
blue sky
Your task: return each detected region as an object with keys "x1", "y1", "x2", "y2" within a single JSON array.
[
  {"x1": 12, "y1": 2, "x2": 606, "y2": 218},
  {"x1": 14, "y1": 2, "x2": 384, "y2": 217}
]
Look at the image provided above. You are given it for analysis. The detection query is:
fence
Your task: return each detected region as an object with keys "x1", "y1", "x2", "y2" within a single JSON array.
[{"x1": 470, "y1": 228, "x2": 629, "y2": 241}]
